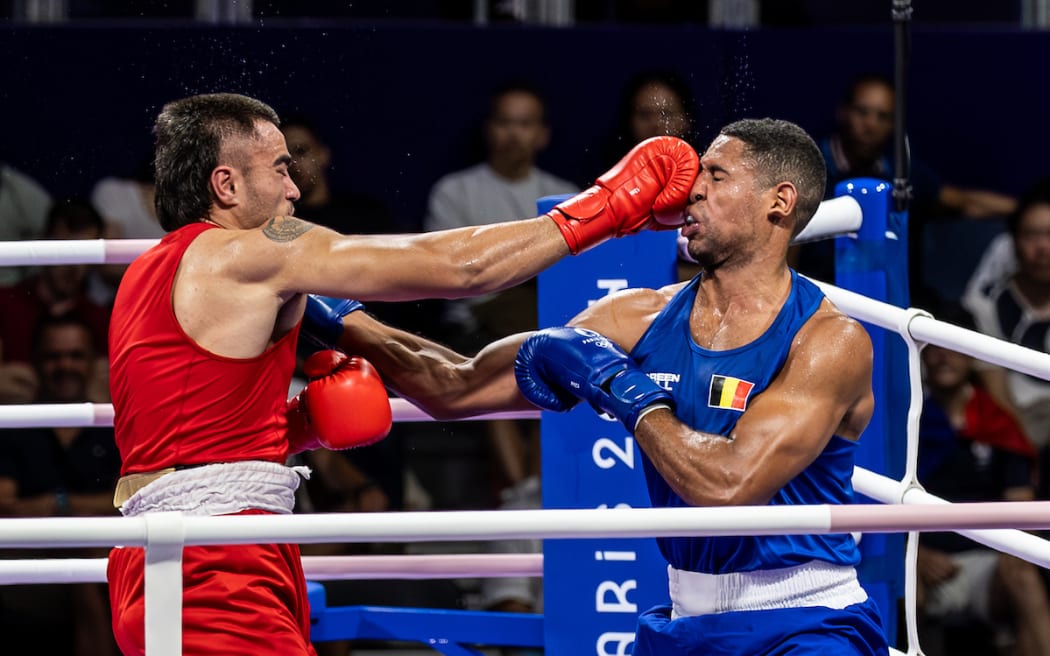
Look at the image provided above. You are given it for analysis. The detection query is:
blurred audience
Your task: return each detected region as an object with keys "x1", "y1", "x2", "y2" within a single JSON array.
[
  {"x1": 423, "y1": 80, "x2": 577, "y2": 617},
  {"x1": 601, "y1": 69, "x2": 704, "y2": 283},
  {"x1": 280, "y1": 114, "x2": 399, "y2": 235},
  {"x1": 791, "y1": 73, "x2": 1017, "y2": 299},
  {"x1": 0, "y1": 199, "x2": 110, "y2": 403},
  {"x1": 0, "y1": 159, "x2": 52, "y2": 286},
  {"x1": 603, "y1": 68, "x2": 698, "y2": 165},
  {"x1": 962, "y1": 177, "x2": 1050, "y2": 500},
  {"x1": 88, "y1": 158, "x2": 164, "y2": 307},
  {"x1": 281, "y1": 115, "x2": 436, "y2": 337},
  {"x1": 0, "y1": 313, "x2": 121, "y2": 655},
  {"x1": 916, "y1": 302, "x2": 1050, "y2": 656}
]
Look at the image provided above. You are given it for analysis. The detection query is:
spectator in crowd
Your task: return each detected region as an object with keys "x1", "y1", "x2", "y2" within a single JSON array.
[
  {"x1": 0, "y1": 159, "x2": 52, "y2": 286},
  {"x1": 88, "y1": 158, "x2": 164, "y2": 307},
  {"x1": 962, "y1": 177, "x2": 1050, "y2": 500},
  {"x1": 916, "y1": 303, "x2": 1050, "y2": 656},
  {"x1": 0, "y1": 198, "x2": 110, "y2": 403},
  {"x1": 423, "y1": 80, "x2": 577, "y2": 617},
  {"x1": 791, "y1": 73, "x2": 1017, "y2": 297},
  {"x1": 280, "y1": 115, "x2": 433, "y2": 336},
  {"x1": 603, "y1": 69, "x2": 704, "y2": 283},
  {"x1": 604, "y1": 68, "x2": 697, "y2": 165},
  {"x1": 278, "y1": 117, "x2": 431, "y2": 638},
  {"x1": 0, "y1": 314, "x2": 122, "y2": 656},
  {"x1": 280, "y1": 114, "x2": 400, "y2": 235}
]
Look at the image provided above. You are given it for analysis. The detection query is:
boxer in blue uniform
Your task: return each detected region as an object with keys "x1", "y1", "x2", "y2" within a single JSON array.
[
  {"x1": 305, "y1": 118, "x2": 888, "y2": 655},
  {"x1": 515, "y1": 118, "x2": 887, "y2": 655}
]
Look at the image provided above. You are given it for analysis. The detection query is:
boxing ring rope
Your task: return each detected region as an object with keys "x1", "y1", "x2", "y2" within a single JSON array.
[
  {"x1": 0, "y1": 196, "x2": 865, "y2": 269},
  {"x1": 1, "y1": 196, "x2": 1048, "y2": 656},
  {"x1": 0, "y1": 553, "x2": 546, "y2": 585},
  {"x1": 0, "y1": 398, "x2": 538, "y2": 428},
  {"x1": 0, "y1": 501, "x2": 1048, "y2": 550}
]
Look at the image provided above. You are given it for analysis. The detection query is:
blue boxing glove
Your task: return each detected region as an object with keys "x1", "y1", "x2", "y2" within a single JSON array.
[
  {"x1": 514, "y1": 327, "x2": 674, "y2": 431},
  {"x1": 298, "y1": 295, "x2": 365, "y2": 357}
]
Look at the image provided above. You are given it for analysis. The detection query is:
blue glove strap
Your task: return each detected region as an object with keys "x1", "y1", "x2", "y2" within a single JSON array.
[
  {"x1": 598, "y1": 368, "x2": 674, "y2": 431},
  {"x1": 299, "y1": 295, "x2": 365, "y2": 357}
]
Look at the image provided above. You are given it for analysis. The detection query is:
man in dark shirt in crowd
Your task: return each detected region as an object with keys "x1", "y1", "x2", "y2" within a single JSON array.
[{"x1": 0, "y1": 314, "x2": 121, "y2": 655}]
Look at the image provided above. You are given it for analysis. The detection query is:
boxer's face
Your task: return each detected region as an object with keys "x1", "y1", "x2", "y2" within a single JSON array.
[
  {"x1": 226, "y1": 120, "x2": 300, "y2": 226},
  {"x1": 681, "y1": 136, "x2": 764, "y2": 267},
  {"x1": 1014, "y1": 203, "x2": 1050, "y2": 285}
]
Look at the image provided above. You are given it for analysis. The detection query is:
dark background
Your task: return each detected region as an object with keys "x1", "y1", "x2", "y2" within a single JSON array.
[{"x1": 1, "y1": 2, "x2": 1047, "y2": 233}]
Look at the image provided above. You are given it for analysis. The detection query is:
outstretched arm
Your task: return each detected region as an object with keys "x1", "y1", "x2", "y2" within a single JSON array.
[
  {"x1": 338, "y1": 311, "x2": 532, "y2": 420},
  {"x1": 239, "y1": 135, "x2": 699, "y2": 303}
]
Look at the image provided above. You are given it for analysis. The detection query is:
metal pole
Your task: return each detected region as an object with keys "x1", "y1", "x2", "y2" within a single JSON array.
[{"x1": 891, "y1": 0, "x2": 913, "y2": 213}]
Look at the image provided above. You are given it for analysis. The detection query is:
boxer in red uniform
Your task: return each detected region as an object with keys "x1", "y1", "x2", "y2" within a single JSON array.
[{"x1": 106, "y1": 92, "x2": 697, "y2": 654}]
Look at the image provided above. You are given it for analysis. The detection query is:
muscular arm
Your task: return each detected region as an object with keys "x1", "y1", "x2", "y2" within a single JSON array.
[
  {"x1": 178, "y1": 216, "x2": 568, "y2": 358},
  {"x1": 619, "y1": 309, "x2": 874, "y2": 507},
  {"x1": 251, "y1": 215, "x2": 570, "y2": 302},
  {"x1": 338, "y1": 311, "x2": 532, "y2": 420}
]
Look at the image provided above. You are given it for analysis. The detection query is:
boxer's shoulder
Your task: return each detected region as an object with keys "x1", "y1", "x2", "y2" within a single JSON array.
[{"x1": 569, "y1": 285, "x2": 679, "y2": 353}]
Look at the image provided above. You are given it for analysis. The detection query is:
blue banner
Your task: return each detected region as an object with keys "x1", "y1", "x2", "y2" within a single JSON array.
[
  {"x1": 537, "y1": 195, "x2": 678, "y2": 656},
  {"x1": 833, "y1": 178, "x2": 908, "y2": 645}
]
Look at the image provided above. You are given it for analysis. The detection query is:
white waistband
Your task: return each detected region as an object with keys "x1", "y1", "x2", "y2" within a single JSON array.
[
  {"x1": 120, "y1": 460, "x2": 311, "y2": 517},
  {"x1": 669, "y1": 561, "x2": 868, "y2": 618}
]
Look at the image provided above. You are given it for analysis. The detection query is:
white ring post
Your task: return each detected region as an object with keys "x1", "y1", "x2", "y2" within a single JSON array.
[
  {"x1": 144, "y1": 512, "x2": 186, "y2": 656},
  {"x1": 895, "y1": 306, "x2": 931, "y2": 656}
]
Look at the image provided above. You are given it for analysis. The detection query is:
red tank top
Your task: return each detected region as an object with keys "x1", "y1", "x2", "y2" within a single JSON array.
[{"x1": 109, "y1": 222, "x2": 300, "y2": 475}]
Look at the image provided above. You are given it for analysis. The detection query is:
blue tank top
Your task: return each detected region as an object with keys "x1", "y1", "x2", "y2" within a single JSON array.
[{"x1": 630, "y1": 270, "x2": 861, "y2": 573}]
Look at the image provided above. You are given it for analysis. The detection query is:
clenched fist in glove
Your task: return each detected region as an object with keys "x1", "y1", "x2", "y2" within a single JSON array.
[
  {"x1": 547, "y1": 136, "x2": 699, "y2": 254},
  {"x1": 514, "y1": 327, "x2": 674, "y2": 432},
  {"x1": 286, "y1": 349, "x2": 392, "y2": 453}
]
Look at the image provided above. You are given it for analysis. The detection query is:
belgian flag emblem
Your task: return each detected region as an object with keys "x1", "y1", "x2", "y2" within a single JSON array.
[{"x1": 708, "y1": 375, "x2": 755, "y2": 411}]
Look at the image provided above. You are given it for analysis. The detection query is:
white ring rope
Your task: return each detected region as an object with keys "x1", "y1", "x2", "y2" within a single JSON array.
[
  {"x1": 812, "y1": 280, "x2": 1050, "y2": 380},
  {"x1": 0, "y1": 398, "x2": 535, "y2": 428},
  {"x1": 0, "y1": 502, "x2": 1046, "y2": 553},
  {"x1": 0, "y1": 196, "x2": 865, "y2": 268},
  {"x1": 0, "y1": 553, "x2": 544, "y2": 585},
  {"x1": 853, "y1": 467, "x2": 1050, "y2": 567},
  {"x1": 0, "y1": 238, "x2": 156, "y2": 266},
  {"x1": 0, "y1": 289, "x2": 1043, "y2": 430}
]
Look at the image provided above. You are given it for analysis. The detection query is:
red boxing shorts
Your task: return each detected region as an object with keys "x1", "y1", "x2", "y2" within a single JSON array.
[{"x1": 107, "y1": 510, "x2": 317, "y2": 656}]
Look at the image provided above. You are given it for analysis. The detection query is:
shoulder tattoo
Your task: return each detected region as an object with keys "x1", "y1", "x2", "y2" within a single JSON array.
[{"x1": 262, "y1": 216, "x2": 314, "y2": 243}]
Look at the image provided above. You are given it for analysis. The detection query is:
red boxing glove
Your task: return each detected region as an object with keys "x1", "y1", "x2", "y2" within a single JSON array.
[
  {"x1": 287, "y1": 350, "x2": 392, "y2": 452},
  {"x1": 547, "y1": 136, "x2": 699, "y2": 254}
]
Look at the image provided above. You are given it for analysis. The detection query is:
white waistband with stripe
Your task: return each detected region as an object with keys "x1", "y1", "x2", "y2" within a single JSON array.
[
  {"x1": 669, "y1": 560, "x2": 868, "y2": 617},
  {"x1": 119, "y1": 460, "x2": 311, "y2": 518}
]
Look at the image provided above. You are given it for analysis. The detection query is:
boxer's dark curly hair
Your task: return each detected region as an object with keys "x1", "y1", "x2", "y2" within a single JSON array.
[
  {"x1": 153, "y1": 93, "x2": 280, "y2": 231},
  {"x1": 720, "y1": 118, "x2": 826, "y2": 238}
]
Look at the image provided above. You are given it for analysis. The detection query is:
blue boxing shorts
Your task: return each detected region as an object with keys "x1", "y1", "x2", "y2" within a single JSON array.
[{"x1": 632, "y1": 598, "x2": 888, "y2": 656}]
